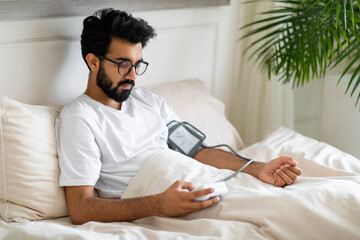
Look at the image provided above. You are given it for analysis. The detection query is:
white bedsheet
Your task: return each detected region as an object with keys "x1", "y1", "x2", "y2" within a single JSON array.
[{"x1": 1, "y1": 127, "x2": 360, "y2": 240}]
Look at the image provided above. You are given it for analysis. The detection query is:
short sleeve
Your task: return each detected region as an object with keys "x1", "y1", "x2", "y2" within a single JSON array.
[
  {"x1": 56, "y1": 115, "x2": 101, "y2": 186},
  {"x1": 154, "y1": 93, "x2": 181, "y2": 124}
]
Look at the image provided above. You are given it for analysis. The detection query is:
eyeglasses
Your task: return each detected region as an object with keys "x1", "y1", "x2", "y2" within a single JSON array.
[{"x1": 97, "y1": 55, "x2": 149, "y2": 76}]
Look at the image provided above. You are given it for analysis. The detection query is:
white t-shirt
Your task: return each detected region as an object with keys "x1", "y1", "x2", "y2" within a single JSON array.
[{"x1": 56, "y1": 87, "x2": 180, "y2": 198}]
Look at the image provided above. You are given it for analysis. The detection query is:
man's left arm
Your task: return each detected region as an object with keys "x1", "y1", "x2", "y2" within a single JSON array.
[{"x1": 193, "y1": 148, "x2": 302, "y2": 187}]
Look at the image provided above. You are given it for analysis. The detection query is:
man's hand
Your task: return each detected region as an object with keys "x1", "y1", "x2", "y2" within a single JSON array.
[
  {"x1": 194, "y1": 148, "x2": 302, "y2": 187},
  {"x1": 254, "y1": 157, "x2": 302, "y2": 187},
  {"x1": 157, "y1": 180, "x2": 220, "y2": 217}
]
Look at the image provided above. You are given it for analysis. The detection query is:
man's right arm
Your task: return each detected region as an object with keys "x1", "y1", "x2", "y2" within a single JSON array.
[{"x1": 65, "y1": 180, "x2": 219, "y2": 224}]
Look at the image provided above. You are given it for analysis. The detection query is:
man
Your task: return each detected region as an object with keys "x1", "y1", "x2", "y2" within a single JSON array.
[{"x1": 56, "y1": 8, "x2": 302, "y2": 225}]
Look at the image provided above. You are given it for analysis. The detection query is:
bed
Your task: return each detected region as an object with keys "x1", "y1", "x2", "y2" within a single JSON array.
[
  {"x1": 1, "y1": 78, "x2": 360, "y2": 240},
  {"x1": 1, "y1": 5, "x2": 360, "y2": 240}
]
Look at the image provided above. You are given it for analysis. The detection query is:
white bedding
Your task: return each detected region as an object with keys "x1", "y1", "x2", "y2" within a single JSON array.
[{"x1": 1, "y1": 126, "x2": 360, "y2": 240}]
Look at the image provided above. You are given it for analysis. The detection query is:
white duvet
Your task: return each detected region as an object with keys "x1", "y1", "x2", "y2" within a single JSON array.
[{"x1": 2, "y1": 127, "x2": 360, "y2": 240}]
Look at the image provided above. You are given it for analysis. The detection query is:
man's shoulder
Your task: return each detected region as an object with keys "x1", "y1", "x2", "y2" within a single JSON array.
[
  {"x1": 131, "y1": 86, "x2": 154, "y2": 97},
  {"x1": 59, "y1": 94, "x2": 96, "y2": 119},
  {"x1": 131, "y1": 87, "x2": 163, "y2": 103}
]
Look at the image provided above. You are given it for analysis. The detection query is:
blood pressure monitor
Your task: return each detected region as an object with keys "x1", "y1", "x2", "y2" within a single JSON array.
[
  {"x1": 166, "y1": 120, "x2": 254, "y2": 184},
  {"x1": 167, "y1": 120, "x2": 206, "y2": 158}
]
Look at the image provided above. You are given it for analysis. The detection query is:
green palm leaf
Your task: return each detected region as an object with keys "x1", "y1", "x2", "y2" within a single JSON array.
[{"x1": 240, "y1": 0, "x2": 360, "y2": 109}]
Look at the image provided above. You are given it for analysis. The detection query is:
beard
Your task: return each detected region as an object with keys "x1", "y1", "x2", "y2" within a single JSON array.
[{"x1": 96, "y1": 66, "x2": 135, "y2": 103}]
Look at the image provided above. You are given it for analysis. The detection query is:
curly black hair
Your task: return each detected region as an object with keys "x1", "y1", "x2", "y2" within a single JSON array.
[{"x1": 81, "y1": 8, "x2": 156, "y2": 69}]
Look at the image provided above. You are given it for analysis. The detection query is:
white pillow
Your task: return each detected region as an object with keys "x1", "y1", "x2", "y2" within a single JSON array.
[
  {"x1": 149, "y1": 79, "x2": 244, "y2": 151},
  {"x1": 0, "y1": 97, "x2": 67, "y2": 222}
]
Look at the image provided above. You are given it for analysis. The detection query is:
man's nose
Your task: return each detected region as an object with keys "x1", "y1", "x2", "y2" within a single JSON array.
[{"x1": 127, "y1": 66, "x2": 137, "y2": 80}]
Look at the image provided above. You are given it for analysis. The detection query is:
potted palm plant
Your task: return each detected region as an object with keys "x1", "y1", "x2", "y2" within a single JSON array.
[{"x1": 241, "y1": 0, "x2": 360, "y2": 109}]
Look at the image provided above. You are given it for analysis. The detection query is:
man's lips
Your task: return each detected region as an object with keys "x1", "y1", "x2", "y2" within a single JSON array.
[{"x1": 120, "y1": 84, "x2": 132, "y2": 90}]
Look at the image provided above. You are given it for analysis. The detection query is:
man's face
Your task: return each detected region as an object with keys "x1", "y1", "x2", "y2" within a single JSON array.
[{"x1": 96, "y1": 38, "x2": 143, "y2": 102}]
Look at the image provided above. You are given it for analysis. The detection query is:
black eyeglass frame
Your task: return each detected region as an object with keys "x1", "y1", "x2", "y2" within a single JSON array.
[{"x1": 97, "y1": 55, "x2": 149, "y2": 76}]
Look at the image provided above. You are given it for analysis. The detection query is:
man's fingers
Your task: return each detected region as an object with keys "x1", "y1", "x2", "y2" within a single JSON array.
[
  {"x1": 288, "y1": 165, "x2": 302, "y2": 176},
  {"x1": 274, "y1": 175, "x2": 286, "y2": 187},
  {"x1": 274, "y1": 163, "x2": 303, "y2": 186},
  {"x1": 173, "y1": 180, "x2": 194, "y2": 191},
  {"x1": 279, "y1": 156, "x2": 298, "y2": 166},
  {"x1": 173, "y1": 181, "x2": 216, "y2": 200},
  {"x1": 281, "y1": 167, "x2": 298, "y2": 183},
  {"x1": 161, "y1": 183, "x2": 220, "y2": 217},
  {"x1": 191, "y1": 188, "x2": 214, "y2": 199},
  {"x1": 193, "y1": 197, "x2": 220, "y2": 209},
  {"x1": 275, "y1": 168, "x2": 294, "y2": 185},
  {"x1": 183, "y1": 189, "x2": 220, "y2": 212}
]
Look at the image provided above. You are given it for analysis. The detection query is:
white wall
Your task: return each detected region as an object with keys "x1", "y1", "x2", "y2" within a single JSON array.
[
  {"x1": 321, "y1": 73, "x2": 360, "y2": 158},
  {"x1": 294, "y1": 79, "x2": 324, "y2": 140},
  {"x1": 294, "y1": 73, "x2": 360, "y2": 159}
]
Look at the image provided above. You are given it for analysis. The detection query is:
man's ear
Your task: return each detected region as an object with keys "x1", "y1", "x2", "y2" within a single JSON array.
[{"x1": 86, "y1": 53, "x2": 100, "y2": 72}]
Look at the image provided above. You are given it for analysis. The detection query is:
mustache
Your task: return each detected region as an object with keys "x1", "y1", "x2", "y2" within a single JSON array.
[{"x1": 116, "y1": 79, "x2": 135, "y2": 87}]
